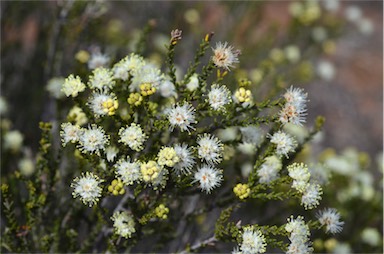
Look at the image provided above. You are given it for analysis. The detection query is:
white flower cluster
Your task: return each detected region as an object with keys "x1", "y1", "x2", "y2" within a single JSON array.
[
  {"x1": 257, "y1": 155, "x2": 282, "y2": 184},
  {"x1": 111, "y1": 211, "x2": 136, "y2": 238},
  {"x1": 235, "y1": 226, "x2": 267, "y2": 254},
  {"x1": 279, "y1": 86, "x2": 308, "y2": 126},
  {"x1": 285, "y1": 216, "x2": 313, "y2": 254},
  {"x1": 269, "y1": 131, "x2": 297, "y2": 158},
  {"x1": 316, "y1": 208, "x2": 344, "y2": 234}
]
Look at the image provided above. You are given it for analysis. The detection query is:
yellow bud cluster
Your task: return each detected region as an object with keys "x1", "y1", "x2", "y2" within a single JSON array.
[
  {"x1": 141, "y1": 161, "x2": 161, "y2": 182},
  {"x1": 102, "y1": 98, "x2": 119, "y2": 116},
  {"x1": 158, "y1": 147, "x2": 179, "y2": 167},
  {"x1": 140, "y1": 83, "x2": 156, "y2": 96},
  {"x1": 75, "y1": 50, "x2": 90, "y2": 63},
  {"x1": 233, "y1": 183, "x2": 250, "y2": 200},
  {"x1": 234, "y1": 88, "x2": 252, "y2": 103},
  {"x1": 127, "y1": 93, "x2": 143, "y2": 106},
  {"x1": 155, "y1": 204, "x2": 169, "y2": 219},
  {"x1": 238, "y1": 78, "x2": 252, "y2": 88},
  {"x1": 108, "y1": 179, "x2": 125, "y2": 196}
]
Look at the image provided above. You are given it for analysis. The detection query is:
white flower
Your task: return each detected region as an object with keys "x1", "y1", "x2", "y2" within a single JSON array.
[
  {"x1": 317, "y1": 60, "x2": 335, "y2": 81},
  {"x1": 269, "y1": 131, "x2": 297, "y2": 158},
  {"x1": 71, "y1": 172, "x2": 103, "y2": 207},
  {"x1": 194, "y1": 164, "x2": 223, "y2": 193},
  {"x1": 0, "y1": 96, "x2": 8, "y2": 115},
  {"x1": 240, "y1": 126, "x2": 263, "y2": 145},
  {"x1": 60, "y1": 123, "x2": 82, "y2": 146},
  {"x1": 285, "y1": 216, "x2": 313, "y2": 254},
  {"x1": 309, "y1": 163, "x2": 330, "y2": 185},
  {"x1": 232, "y1": 246, "x2": 242, "y2": 254},
  {"x1": 78, "y1": 125, "x2": 109, "y2": 155},
  {"x1": 18, "y1": 157, "x2": 35, "y2": 177},
  {"x1": 361, "y1": 228, "x2": 381, "y2": 246},
  {"x1": 62, "y1": 75, "x2": 86, "y2": 97},
  {"x1": 167, "y1": 102, "x2": 196, "y2": 132},
  {"x1": 157, "y1": 147, "x2": 180, "y2": 167},
  {"x1": 67, "y1": 106, "x2": 88, "y2": 126},
  {"x1": 115, "y1": 157, "x2": 141, "y2": 185},
  {"x1": 301, "y1": 183, "x2": 322, "y2": 209},
  {"x1": 237, "y1": 143, "x2": 256, "y2": 155},
  {"x1": 345, "y1": 6, "x2": 362, "y2": 23},
  {"x1": 358, "y1": 18, "x2": 374, "y2": 35},
  {"x1": 88, "y1": 67, "x2": 115, "y2": 91},
  {"x1": 283, "y1": 86, "x2": 308, "y2": 109},
  {"x1": 197, "y1": 133, "x2": 224, "y2": 164},
  {"x1": 88, "y1": 93, "x2": 118, "y2": 117},
  {"x1": 258, "y1": 155, "x2": 282, "y2": 184},
  {"x1": 280, "y1": 86, "x2": 308, "y2": 126},
  {"x1": 322, "y1": 0, "x2": 340, "y2": 12},
  {"x1": 186, "y1": 73, "x2": 199, "y2": 91},
  {"x1": 207, "y1": 84, "x2": 232, "y2": 111},
  {"x1": 111, "y1": 211, "x2": 136, "y2": 238},
  {"x1": 173, "y1": 143, "x2": 196, "y2": 175},
  {"x1": 159, "y1": 79, "x2": 177, "y2": 98},
  {"x1": 217, "y1": 127, "x2": 238, "y2": 142},
  {"x1": 119, "y1": 123, "x2": 147, "y2": 151},
  {"x1": 88, "y1": 51, "x2": 110, "y2": 70},
  {"x1": 130, "y1": 65, "x2": 164, "y2": 92},
  {"x1": 140, "y1": 161, "x2": 168, "y2": 189},
  {"x1": 284, "y1": 45, "x2": 301, "y2": 63},
  {"x1": 317, "y1": 208, "x2": 344, "y2": 234},
  {"x1": 112, "y1": 54, "x2": 145, "y2": 81},
  {"x1": 240, "y1": 227, "x2": 267, "y2": 254},
  {"x1": 312, "y1": 26, "x2": 327, "y2": 42},
  {"x1": 105, "y1": 146, "x2": 119, "y2": 162},
  {"x1": 3, "y1": 130, "x2": 23, "y2": 152},
  {"x1": 212, "y1": 41, "x2": 240, "y2": 71},
  {"x1": 46, "y1": 77, "x2": 65, "y2": 99},
  {"x1": 287, "y1": 162, "x2": 311, "y2": 192}
]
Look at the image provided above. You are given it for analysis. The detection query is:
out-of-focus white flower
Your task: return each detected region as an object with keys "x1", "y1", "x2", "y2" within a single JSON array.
[
  {"x1": 197, "y1": 133, "x2": 224, "y2": 164},
  {"x1": 284, "y1": 45, "x2": 301, "y2": 63},
  {"x1": 361, "y1": 228, "x2": 381, "y2": 247},
  {"x1": 237, "y1": 142, "x2": 256, "y2": 155},
  {"x1": 312, "y1": 27, "x2": 328, "y2": 42},
  {"x1": 88, "y1": 51, "x2": 110, "y2": 70},
  {"x1": 357, "y1": 18, "x2": 374, "y2": 35},
  {"x1": 212, "y1": 42, "x2": 240, "y2": 71},
  {"x1": 113, "y1": 54, "x2": 146, "y2": 80},
  {"x1": 67, "y1": 106, "x2": 88, "y2": 126},
  {"x1": 240, "y1": 126, "x2": 263, "y2": 145},
  {"x1": 167, "y1": 102, "x2": 196, "y2": 132},
  {"x1": 0, "y1": 96, "x2": 8, "y2": 115},
  {"x1": 46, "y1": 77, "x2": 65, "y2": 99},
  {"x1": 111, "y1": 211, "x2": 136, "y2": 238},
  {"x1": 217, "y1": 127, "x2": 238, "y2": 142},
  {"x1": 322, "y1": 0, "x2": 340, "y2": 12},
  {"x1": 159, "y1": 79, "x2": 177, "y2": 98},
  {"x1": 119, "y1": 123, "x2": 147, "y2": 152},
  {"x1": 258, "y1": 155, "x2": 282, "y2": 184},
  {"x1": 71, "y1": 172, "x2": 103, "y2": 207},
  {"x1": 240, "y1": 226, "x2": 267, "y2": 254},
  {"x1": 18, "y1": 157, "x2": 35, "y2": 177},
  {"x1": 193, "y1": 164, "x2": 223, "y2": 193},
  {"x1": 185, "y1": 73, "x2": 199, "y2": 91},
  {"x1": 241, "y1": 162, "x2": 253, "y2": 178},
  {"x1": 288, "y1": 162, "x2": 311, "y2": 192},
  {"x1": 317, "y1": 208, "x2": 344, "y2": 234},
  {"x1": 283, "y1": 123, "x2": 309, "y2": 143},
  {"x1": 130, "y1": 64, "x2": 164, "y2": 92},
  {"x1": 309, "y1": 163, "x2": 330, "y2": 185},
  {"x1": 4, "y1": 130, "x2": 23, "y2": 152},
  {"x1": 332, "y1": 242, "x2": 352, "y2": 254},
  {"x1": 345, "y1": 6, "x2": 362, "y2": 23},
  {"x1": 317, "y1": 60, "x2": 335, "y2": 81}
]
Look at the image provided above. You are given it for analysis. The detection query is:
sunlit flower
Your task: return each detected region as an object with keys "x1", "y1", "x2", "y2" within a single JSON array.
[
  {"x1": 317, "y1": 208, "x2": 344, "y2": 234},
  {"x1": 88, "y1": 93, "x2": 119, "y2": 117},
  {"x1": 186, "y1": 73, "x2": 199, "y2": 91},
  {"x1": 287, "y1": 162, "x2": 311, "y2": 193},
  {"x1": 159, "y1": 79, "x2": 177, "y2": 98},
  {"x1": 88, "y1": 67, "x2": 115, "y2": 91},
  {"x1": 269, "y1": 131, "x2": 297, "y2": 158},
  {"x1": 113, "y1": 54, "x2": 145, "y2": 80},
  {"x1": 62, "y1": 75, "x2": 86, "y2": 97},
  {"x1": 157, "y1": 147, "x2": 180, "y2": 167},
  {"x1": 258, "y1": 155, "x2": 282, "y2": 184},
  {"x1": 88, "y1": 51, "x2": 110, "y2": 70},
  {"x1": 240, "y1": 226, "x2": 267, "y2": 254},
  {"x1": 78, "y1": 124, "x2": 109, "y2": 155},
  {"x1": 67, "y1": 106, "x2": 88, "y2": 126},
  {"x1": 301, "y1": 183, "x2": 322, "y2": 210},
  {"x1": 60, "y1": 123, "x2": 82, "y2": 146},
  {"x1": 105, "y1": 146, "x2": 119, "y2": 162},
  {"x1": 71, "y1": 172, "x2": 103, "y2": 207},
  {"x1": 119, "y1": 123, "x2": 147, "y2": 151},
  {"x1": 212, "y1": 41, "x2": 240, "y2": 70},
  {"x1": 194, "y1": 164, "x2": 223, "y2": 193},
  {"x1": 173, "y1": 143, "x2": 196, "y2": 175},
  {"x1": 3, "y1": 130, "x2": 23, "y2": 152},
  {"x1": 167, "y1": 102, "x2": 196, "y2": 132},
  {"x1": 197, "y1": 133, "x2": 224, "y2": 164},
  {"x1": 111, "y1": 211, "x2": 136, "y2": 238},
  {"x1": 115, "y1": 157, "x2": 142, "y2": 185},
  {"x1": 207, "y1": 84, "x2": 232, "y2": 111}
]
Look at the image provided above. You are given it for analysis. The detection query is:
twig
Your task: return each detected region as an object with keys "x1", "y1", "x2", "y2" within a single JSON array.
[{"x1": 178, "y1": 235, "x2": 217, "y2": 254}]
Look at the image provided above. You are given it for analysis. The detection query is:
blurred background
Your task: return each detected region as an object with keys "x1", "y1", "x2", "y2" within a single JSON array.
[{"x1": 1, "y1": 1, "x2": 382, "y2": 253}]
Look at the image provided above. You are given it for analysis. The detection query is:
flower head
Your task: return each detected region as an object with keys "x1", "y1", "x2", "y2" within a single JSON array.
[
  {"x1": 119, "y1": 123, "x2": 147, "y2": 151},
  {"x1": 130, "y1": 65, "x2": 163, "y2": 92},
  {"x1": 316, "y1": 208, "x2": 344, "y2": 234},
  {"x1": 71, "y1": 172, "x2": 103, "y2": 207},
  {"x1": 285, "y1": 215, "x2": 313, "y2": 254},
  {"x1": 186, "y1": 73, "x2": 199, "y2": 91},
  {"x1": 167, "y1": 102, "x2": 196, "y2": 132},
  {"x1": 159, "y1": 79, "x2": 177, "y2": 98},
  {"x1": 88, "y1": 93, "x2": 119, "y2": 117},
  {"x1": 88, "y1": 67, "x2": 115, "y2": 91},
  {"x1": 240, "y1": 226, "x2": 267, "y2": 254},
  {"x1": 62, "y1": 75, "x2": 86, "y2": 97},
  {"x1": 157, "y1": 147, "x2": 180, "y2": 167},
  {"x1": 301, "y1": 183, "x2": 322, "y2": 210},
  {"x1": 46, "y1": 77, "x2": 65, "y2": 99},
  {"x1": 78, "y1": 124, "x2": 109, "y2": 155},
  {"x1": 173, "y1": 143, "x2": 196, "y2": 175},
  {"x1": 88, "y1": 51, "x2": 109, "y2": 70},
  {"x1": 287, "y1": 162, "x2": 311, "y2": 192},
  {"x1": 60, "y1": 123, "x2": 82, "y2": 146},
  {"x1": 105, "y1": 146, "x2": 119, "y2": 162},
  {"x1": 258, "y1": 155, "x2": 282, "y2": 184},
  {"x1": 115, "y1": 157, "x2": 142, "y2": 185},
  {"x1": 111, "y1": 211, "x2": 136, "y2": 238},
  {"x1": 269, "y1": 131, "x2": 297, "y2": 158},
  {"x1": 140, "y1": 160, "x2": 163, "y2": 183},
  {"x1": 279, "y1": 86, "x2": 308, "y2": 126},
  {"x1": 207, "y1": 84, "x2": 232, "y2": 111},
  {"x1": 194, "y1": 164, "x2": 223, "y2": 193},
  {"x1": 233, "y1": 183, "x2": 251, "y2": 200},
  {"x1": 67, "y1": 106, "x2": 88, "y2": 126},
  {"x1": 3, "y1": 130, "x2": 23, "y2": 152},
  {"x1": 113, "y1": 54, "x2": 145, "y2": 80},
  {"x1": 212, "y1": 42, "x2": 240, "y2": 71},
  {"x1": 197, "y1": 133, "x2": 224, "y2": 164},
  {"x1": 233, "y1": 88, "x2": 253, "y2": 107}
]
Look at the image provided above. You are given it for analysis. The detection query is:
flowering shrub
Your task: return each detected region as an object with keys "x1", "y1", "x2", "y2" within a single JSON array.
[{"x1": 1, "y1": 1, "x2": 382, "y2": 253}]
